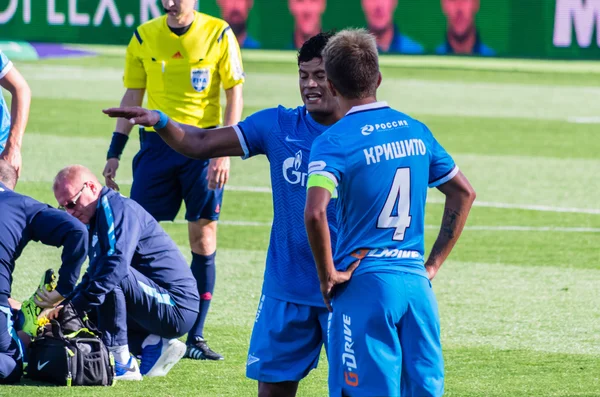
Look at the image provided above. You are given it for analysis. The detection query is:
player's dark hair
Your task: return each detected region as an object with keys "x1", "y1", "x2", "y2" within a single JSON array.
[
  {"x1": 0, "y1": 160, "x2": 17, "y2": 189},
  {"x1": 297, "y1": 31, "x2": 335, "y2": 65},
  {"x1": 323, "y1": 29, "x2": 380, "y2": 99}
]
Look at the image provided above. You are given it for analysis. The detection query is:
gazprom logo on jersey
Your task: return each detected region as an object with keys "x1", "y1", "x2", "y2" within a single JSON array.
[
  {"x1": 361, "y1": 120, "x2": 408, "y2": 136},
  {"x1": 282, "y1": 150, "x2": 307, "y2": 186},
  {"x1": 191, "y1": 68, "x2": 210, "y2": 92}
]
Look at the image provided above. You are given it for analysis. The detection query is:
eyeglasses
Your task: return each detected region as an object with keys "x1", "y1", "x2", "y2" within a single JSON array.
[{"x1": 59, "y1": 184, "x2": 87, "y2": 211}]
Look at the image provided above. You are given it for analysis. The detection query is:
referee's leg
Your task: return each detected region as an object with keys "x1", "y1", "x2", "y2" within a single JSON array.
[{"x1": 180, "y1": 157, "x2": 224, "y2": 361}]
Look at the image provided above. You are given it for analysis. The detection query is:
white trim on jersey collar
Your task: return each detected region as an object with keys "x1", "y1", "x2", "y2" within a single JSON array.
[{"x1": 346, "y1": 101, "x2": 389, "y2": 115}]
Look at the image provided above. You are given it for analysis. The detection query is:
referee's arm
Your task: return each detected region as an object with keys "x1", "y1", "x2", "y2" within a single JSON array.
[
  {"x1": 207, "y1": 84, "x2": 242, "y2": 190},
  {"x1": 224, "y1": 84, "x2": 243, "y2": 127},
  {"x1": 208, "y1": 26, "x2": 245, "y2": 189},
  {"x1": 103, "y1": 33, "x2": 146, "y2": 190}
]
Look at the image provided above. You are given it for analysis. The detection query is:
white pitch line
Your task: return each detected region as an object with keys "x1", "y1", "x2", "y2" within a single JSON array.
[
  {"x1": 225, "y1": 185, "x2": 273, "y2": 193},
  {"x1": 225, "y1": 186, "x2": 600, "y2": 215},
  {"x1": 174, "y1": 220, "x2": 271, "y2": 227},
  {"x1": 19, "y1": 181, "x2": 600, "y2": 215},
  {"x1": 172, "y1": 219, "x2": 599, "y2": 233},
  {"x1": 457, "y1": 226, "x2": 600, "y2": 233},
  {"x1": 450, "y1": 199, "x2": 600, "y2": 215},
  {"x1": 567, "y1": 116, "x2": 600, "y2": 124}
]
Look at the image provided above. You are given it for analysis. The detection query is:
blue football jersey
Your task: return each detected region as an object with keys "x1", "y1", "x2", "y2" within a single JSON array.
[
  {"x1": 308, "y1": 102, "x2": 458, "y2": 277},
  {"x1": 0, "y1": 50, "x2": 12, "y2": 151},
  {"x1": 234, "y1": 106, "x2": 337, "y2": 307}
]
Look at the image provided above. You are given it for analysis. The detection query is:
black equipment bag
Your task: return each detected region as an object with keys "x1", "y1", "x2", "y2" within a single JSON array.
[{"x1": 26, "y1": 302, "x2": 115, "y2": 386}]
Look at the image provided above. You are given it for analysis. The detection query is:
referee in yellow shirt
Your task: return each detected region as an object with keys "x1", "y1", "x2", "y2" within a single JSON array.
[{"x1": 102, "y1": 0, "x2": 244, "y2": 361}]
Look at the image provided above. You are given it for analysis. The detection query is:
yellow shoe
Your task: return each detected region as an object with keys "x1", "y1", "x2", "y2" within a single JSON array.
[
  {"x1": 21, "y1": 269, "x2": 56, "y2": 336},
  {"x1": 38, "y1": 268, "x2": 57, "y2": 294}
]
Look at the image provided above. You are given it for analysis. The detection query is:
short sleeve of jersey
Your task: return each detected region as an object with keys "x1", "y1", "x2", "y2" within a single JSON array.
[
  {"x1": 233, "y1": 108, "x2": 279, "y2": 159},
  {"x1": 217, "y1": 26, "x2": 245, "y2": 90},
  {"x1": 123, "y1": 31, "x2": 147, "y2": 89},
  {"x1": 308, "y1": 132, "x2": 346, "y2": 188},
  {"x1": 0, "y1": 50, "x2": 13, "y2": 79},
  {"x1": 424, "y1": 124, "x2": 459, "y2": 188}
]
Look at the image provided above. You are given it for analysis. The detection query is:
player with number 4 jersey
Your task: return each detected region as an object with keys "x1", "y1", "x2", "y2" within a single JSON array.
[{"x1": 305, "y1": 29, "x2": 476, "y2": 397}]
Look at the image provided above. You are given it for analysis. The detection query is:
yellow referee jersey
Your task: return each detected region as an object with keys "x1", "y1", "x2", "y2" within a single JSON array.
[{"x1": 123, "y1": 11, "x2": 244, "y2": 128}]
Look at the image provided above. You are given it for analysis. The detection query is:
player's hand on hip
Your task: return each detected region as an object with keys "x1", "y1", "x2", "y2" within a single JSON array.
[
  {"x1": 207, "y1": 157, "x2": 230, "y2": 190},
  {"x1": 34, "y1": 289, "x2": 64, "y2": 309},
  {"x1": 321, "y1": 260, "x2": 360, "y2": 312},
  {"x1": 426, "y1": 264, "x2": 439, "y2": 280},
  {"x1": 103, "y1": 158, "x2": 121, "y2": 191},
  {"x1": 0, "y1": 148, "x2": 22, "y2": 177},
  {"x1": 102, "y1": 107, "x2": 160, "y2": 127}
]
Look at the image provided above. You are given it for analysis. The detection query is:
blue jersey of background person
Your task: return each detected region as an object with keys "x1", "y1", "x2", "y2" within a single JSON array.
[
  {"x1": 0, "y1": 51, "x2": 13, "y2": 151},
  {"x1": 234, "y1": 105, "x2": 337, "y2": 307},
  {"x1": 384, "y1": 25, "x2": 424, "y2": 54},
  {"x1": 309, "y1": 102, "x2": 457, "y2": 276},
  {"x1": 436, "y1": 34, "x2": 495, "y2": 56},
  {"x1": 241, "y1": 35, "x2": 261, "y2": 49}
]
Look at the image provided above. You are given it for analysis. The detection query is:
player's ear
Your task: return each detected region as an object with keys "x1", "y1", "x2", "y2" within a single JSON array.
[
  {"x1": 377, "y1": 72, "x2": 382, "y2": 88},
  {"x1": 327, "y1": 79, "x2": 337, "y2": 97},
  {"x1": 87, "y1": 181, "x2": 99, "y2": 194}
]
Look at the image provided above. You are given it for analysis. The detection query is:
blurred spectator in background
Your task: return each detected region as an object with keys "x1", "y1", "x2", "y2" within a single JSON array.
[
  {"x1": 361, "y1": 0, "x2": 424, "y2": 54},
  {"x1": 289, "y1": 0, "x2": 327, "y2": 49},
  {"x1": 436, "y1": 0, "x2": 495, "y2": 56},
  {"x1": 217, "y1": 0, "x2": 261, "y2": 49}
]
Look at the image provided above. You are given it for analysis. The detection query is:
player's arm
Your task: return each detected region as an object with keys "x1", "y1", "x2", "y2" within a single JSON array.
[
  {"x1": 305, "y1": 183, "x2": 358, "y2": 312},
  {"x1": 69, "y1": 205, "x2": 141, "y2": 313},
  {"x1": 305, "y1": 135, "x2": 357, "y2": 311},
  {"x1": 103, "y1": 31, "x2": 146, "y2": 191},
  {"x1": 102, "y1": 107, "x2": 244, "y2": 159},
  {"x1": 305, "y1": 184, "x2": 336, "y2": 310},
  {"x1": 0, "y1": 60, "x2": 31, "y2": 177},
  {"x1": 27, "y1": 206, "x2": 89, "y2": 307},
  {"x1": 424, "y1": 171, "x2": 476, "y2": 280}
]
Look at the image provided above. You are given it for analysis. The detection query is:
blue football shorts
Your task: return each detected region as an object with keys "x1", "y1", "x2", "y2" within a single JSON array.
[
  {"x1": 130, "y1": 129, "x2": 223, "y2": 223},
  {"x1": 328, "y1": 271, "x2": 444, "y2": 397},
  {"x1": 246, "y1": 294, "x2": 330, "y2": 383}
]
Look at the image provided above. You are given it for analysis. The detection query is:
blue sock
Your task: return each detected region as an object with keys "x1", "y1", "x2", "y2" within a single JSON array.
[{"x1": 187, "y1": 252, "x2": 216, "y2": 343}]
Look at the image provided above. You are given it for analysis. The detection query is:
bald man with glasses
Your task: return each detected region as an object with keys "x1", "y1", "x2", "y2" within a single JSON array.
[
  {"x1": 48, "y1": 164, "x2": 200, "y2": 380},
  {"x1": 0, "y1": 160, "x2": 88, "y2": 384}
]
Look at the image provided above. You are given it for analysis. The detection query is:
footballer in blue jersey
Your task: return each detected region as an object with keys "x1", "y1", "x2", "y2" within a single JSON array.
[
  {"x1": 103, "y1": 33, "x2": 344, "y2": 396},
  {"x1": 305, "y1": 29, "x2": 476, "y2": 397},
  {"x1": 0, "y1": 161, "x2": 89, "y2": 384},
  {"x1": 0, "y1": 50, "x2": 31, "y2": 177}
]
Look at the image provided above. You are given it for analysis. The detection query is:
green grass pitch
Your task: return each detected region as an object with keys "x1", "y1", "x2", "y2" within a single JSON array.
[{"x1": 2, "y1": 47, "x2": 600, "y2": 396}]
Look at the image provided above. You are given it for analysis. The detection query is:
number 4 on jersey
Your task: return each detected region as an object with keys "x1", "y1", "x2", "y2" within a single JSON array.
[{"x1": 377, "y1": 168, "x2": 412, "y2": 241}]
